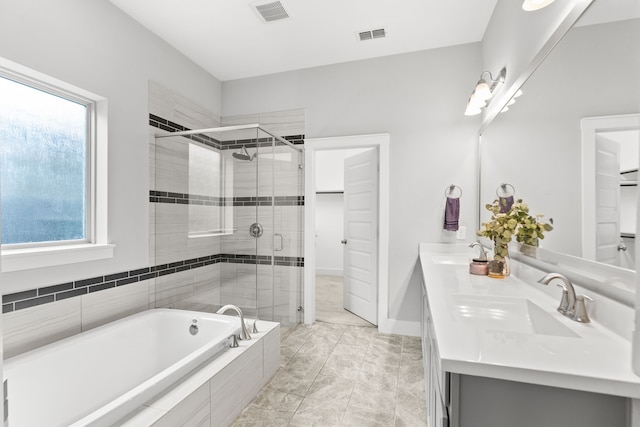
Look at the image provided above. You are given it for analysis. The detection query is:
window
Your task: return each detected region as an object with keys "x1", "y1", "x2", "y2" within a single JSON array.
[
  {"x1": 0, "y1": 76, "x2": 89, "y2": 247},
  {"x1": 0, "y1": 58, "x2": 112, "y2": 272}
]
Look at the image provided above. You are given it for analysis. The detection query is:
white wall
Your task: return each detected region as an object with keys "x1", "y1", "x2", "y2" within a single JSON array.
[
  {"x1": 223, "y1": 45, "x2": 482, "y2": 322},
  {"x1": 315, "y1": 194, "x2": 344, "y2": 276},
  {"x1": 0, "y1": 0, "x2": 222, "y2": 292}
]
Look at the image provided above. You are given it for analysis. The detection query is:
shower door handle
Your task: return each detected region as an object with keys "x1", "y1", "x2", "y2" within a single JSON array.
[{"x1": 273, "y1": 233, "x2": 284, "y2": 251}]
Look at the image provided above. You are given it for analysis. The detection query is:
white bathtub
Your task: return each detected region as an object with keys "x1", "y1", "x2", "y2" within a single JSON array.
[{"x1": 4, "y1": 308, "x2": 240, "y2": 427}]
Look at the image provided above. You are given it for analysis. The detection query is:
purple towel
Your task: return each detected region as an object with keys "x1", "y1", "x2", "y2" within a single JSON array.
[
  {"x1": 444, "y1": 197, "x2": 460, "y2": 231},
  {"x1": 499, "y1": 196, "x2": 514, "y2": 213}
]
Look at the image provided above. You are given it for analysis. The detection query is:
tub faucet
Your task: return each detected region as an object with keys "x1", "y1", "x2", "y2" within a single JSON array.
[
  {"x1": 537, "y1": 273, "x2": 576, "y2": 317},
  {"x1": 216, "y1": 305, "x2": 251, "y2": 340}
]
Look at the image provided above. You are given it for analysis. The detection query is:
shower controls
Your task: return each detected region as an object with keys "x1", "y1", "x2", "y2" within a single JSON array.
[{"x1": 249, "y1": 222, "x2": 263, "y2": 238}]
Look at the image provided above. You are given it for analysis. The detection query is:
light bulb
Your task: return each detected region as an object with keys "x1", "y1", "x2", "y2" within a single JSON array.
[
  {"x1": 468, "y1": 92, "x2": 486, "y2": 109},
  {"x1": 474, "y1": 80, "x2": 492, "y2": 102},
  {"x1": 464, "y1": 101, "x2": 482, "y2": 116}
]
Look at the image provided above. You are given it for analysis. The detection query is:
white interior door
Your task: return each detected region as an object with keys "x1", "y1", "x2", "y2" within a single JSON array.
[
  {"x1": 343, "y1": 149, "x2": 378, "y2": 324},
  {"x1": 595, "y1": 134, "x2": 621, "y2": 265}
]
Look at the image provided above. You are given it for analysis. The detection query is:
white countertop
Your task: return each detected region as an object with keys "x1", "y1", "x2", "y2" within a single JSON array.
[{"x1": 419, "y1": 243, "x2": 640, "y2": 399}]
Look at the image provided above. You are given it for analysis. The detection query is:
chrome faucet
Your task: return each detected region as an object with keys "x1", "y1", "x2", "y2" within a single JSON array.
[
  {"x1": 538, "y1": 273, "x2": 576, "y2": 316},
  {"x1": 216, "y1": 304, "x2": 251, "y2": 340},
  {"x1": 469, "y1": 241, "x2": 488, "y2": 261},
  {"x1": 537, "y1": 273, "x2": 592, "y2": 323}
]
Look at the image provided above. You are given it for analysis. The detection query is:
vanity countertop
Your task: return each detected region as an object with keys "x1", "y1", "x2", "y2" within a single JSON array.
[{"x1": 419, "y1": 242, "x2": 640, "y2": 399}]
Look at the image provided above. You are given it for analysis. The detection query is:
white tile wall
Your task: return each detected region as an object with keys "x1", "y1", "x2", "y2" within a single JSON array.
[
  {"x1": 4, "y1": 298, "x2": 82, "y2": 359},
  {"x1": 81, "y1": 280, "x2": 151, "y2": 332}
]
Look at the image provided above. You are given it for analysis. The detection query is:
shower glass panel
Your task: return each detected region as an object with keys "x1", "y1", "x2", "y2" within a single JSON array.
[{"x1": 151, "y1": 124, "x2": 303, "y2": 327}]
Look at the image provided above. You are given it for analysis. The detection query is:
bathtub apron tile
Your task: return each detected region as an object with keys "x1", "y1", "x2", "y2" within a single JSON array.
[{"x1": 151, "y1": 382, "x2": 211, "y2": 427}]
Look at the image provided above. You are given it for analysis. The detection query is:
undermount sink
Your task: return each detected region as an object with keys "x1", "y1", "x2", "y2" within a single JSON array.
[
  {"x1": 430, "y1": 255, "x2": 469, "y2": 265},
  {"x1": 450, "y1": 294, "x2": 579, "y2": 338}
]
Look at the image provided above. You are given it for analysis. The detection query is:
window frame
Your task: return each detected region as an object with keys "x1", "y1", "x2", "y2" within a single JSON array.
[{"x1": 0, "y1": 57, "x2": 113, "y2": 272}]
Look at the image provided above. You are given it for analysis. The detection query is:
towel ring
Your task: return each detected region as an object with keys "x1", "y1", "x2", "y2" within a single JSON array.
[
  {"x1": 496, "y1": 183, "x2": 515, "y2": 198},
  {"x1": 445, "y1": 184, "x2": 462, "y2": 198}
]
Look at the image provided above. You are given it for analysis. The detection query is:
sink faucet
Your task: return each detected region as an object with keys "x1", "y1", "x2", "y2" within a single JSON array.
[
  {"x1": 216, "y1": 304, "x2": 251, "y2": 340},
  {"x1": 537, "y1": 273, "x2": 577, "y2": 317},
  {"x1": 469, "y1": 241, "x2": 488, "y2": 261}
]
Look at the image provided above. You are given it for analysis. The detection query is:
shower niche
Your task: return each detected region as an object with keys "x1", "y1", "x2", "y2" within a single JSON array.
[{"x1": 150, "y1": 119, "x2": 304, "y2": 327}]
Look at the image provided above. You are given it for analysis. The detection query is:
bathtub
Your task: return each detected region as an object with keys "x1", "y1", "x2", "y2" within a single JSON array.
[{"x1": 4, "y1": 308, "x2": 241, "y2": 427}]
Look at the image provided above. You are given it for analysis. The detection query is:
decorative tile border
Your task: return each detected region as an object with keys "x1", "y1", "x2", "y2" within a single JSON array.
[
  {"x1": 149, "y1": 114, "x2": 305, "y2": 149},
  {"x1": 149, "y1": 191, "x2": 304, "y2": 207},
  {"x1": 2, "y1": 254, "x2": 304, "y2": 314}
]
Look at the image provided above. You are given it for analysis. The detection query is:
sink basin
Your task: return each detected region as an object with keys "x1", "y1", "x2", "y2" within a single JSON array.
[
  {"x1": 450, "y1": 294, "x2": 579, "y2": 337},
  {"x1": 430, "y1": 255, "x2": 469, "y2": 265}
]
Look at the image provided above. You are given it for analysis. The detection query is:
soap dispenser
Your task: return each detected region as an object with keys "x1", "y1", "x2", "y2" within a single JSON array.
[{"x1": 468, "y1": 242, "x2": 489, "y2": 275}]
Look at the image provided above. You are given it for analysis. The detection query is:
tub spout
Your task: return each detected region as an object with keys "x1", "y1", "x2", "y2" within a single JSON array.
[{"x1": 216, "y1": 304, "x2": 251, "y2": 340}]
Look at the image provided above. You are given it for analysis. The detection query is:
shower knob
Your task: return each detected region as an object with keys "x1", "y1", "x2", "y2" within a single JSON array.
[{"x1": 250, "y1": 223, "x2": 263, "y2": 238}]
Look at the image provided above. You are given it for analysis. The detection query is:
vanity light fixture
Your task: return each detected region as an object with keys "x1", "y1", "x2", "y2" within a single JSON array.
[
  {"x1": 464, "y1": 67, "x2": 507, "y2": 116},
  {"x1": 522, "y1": 0, "x2": 556, "y2": 11}
]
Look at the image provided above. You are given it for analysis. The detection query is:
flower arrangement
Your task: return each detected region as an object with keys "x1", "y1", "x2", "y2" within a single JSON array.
[{"x1": 477, "y1": 198, "x2": 553, "y2": 261}]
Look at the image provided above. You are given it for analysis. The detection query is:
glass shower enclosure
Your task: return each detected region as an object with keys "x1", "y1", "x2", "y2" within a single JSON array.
[{"x1": 151, "y1": 124, "x2": 304, "y2": 327}]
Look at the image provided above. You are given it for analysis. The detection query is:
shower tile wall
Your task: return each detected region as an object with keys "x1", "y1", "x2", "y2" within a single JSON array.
[
  {"x1": 149, "y1": 81, "x2": 223, "y2": 312},
  {"x1": 150, "y1": 82, "x2": 305, "y2": 326}
]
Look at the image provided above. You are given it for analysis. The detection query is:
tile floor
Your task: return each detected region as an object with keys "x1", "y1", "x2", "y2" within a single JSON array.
[
  {"x1": 315, "y1": 275, "x2": 376, "y2": 327},
  {"x1": 232, "y1": 276, "x2": 427, "y2": 426}
]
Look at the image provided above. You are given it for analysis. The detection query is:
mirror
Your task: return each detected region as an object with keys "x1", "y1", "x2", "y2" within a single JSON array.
[{"x1": 480, "y1": 0, "x2": 640, "y2": 272}]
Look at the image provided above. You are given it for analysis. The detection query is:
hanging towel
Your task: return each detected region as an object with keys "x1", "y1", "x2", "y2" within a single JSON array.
[
  {"x1": 444, "y1": 197, "x2": 460, "y2": 231},
  {"x1": 499, "y1": 195, "x2": 514, "y2": 213}
]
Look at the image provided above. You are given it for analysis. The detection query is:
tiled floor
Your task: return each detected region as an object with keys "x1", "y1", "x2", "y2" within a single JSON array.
[
  {"x1": 232, "y1": 277, "x2": 427, "y2": 426},
  {"x1": 315, "y1": 275, "x2": 376, "y2": 327}
]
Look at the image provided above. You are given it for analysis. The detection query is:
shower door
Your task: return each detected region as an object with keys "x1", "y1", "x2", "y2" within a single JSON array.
[{"x1": 220, "y1": 127, "x2": 304, "y2": 327}]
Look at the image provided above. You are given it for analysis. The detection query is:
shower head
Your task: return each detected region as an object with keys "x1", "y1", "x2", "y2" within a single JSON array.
[{"x1": 232, "y1": 146, "x2": 255, "y2": 161}]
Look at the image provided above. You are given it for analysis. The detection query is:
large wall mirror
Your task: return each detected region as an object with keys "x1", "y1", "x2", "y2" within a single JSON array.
[{"x1": 480, "y1": 0, "x2": 640, "y2": 279}]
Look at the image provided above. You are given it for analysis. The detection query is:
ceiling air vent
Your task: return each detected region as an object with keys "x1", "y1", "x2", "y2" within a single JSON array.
[
  {"x1": 254, "y1": 1, "x2": 290, "y2": 23},
  {"x1": 358, "y1": 28, "x2": 386, "y2": 41}
]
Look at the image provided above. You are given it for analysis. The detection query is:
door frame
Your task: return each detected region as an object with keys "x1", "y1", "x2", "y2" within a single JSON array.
[
  {"x1": 581, "y1": 114, "x2": 640, "y2": 261},
  {"x1": 303, "y1": 134, "x2": 390, "y2": 331}
]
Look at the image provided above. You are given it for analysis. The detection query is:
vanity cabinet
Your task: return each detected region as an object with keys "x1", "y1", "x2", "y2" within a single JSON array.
[
  {"x1": 422, "y1": 289, "x2": 450, "y2": 427},
  {"x1": 421, "y1": 281, "x2": 630, "y2": 427}
]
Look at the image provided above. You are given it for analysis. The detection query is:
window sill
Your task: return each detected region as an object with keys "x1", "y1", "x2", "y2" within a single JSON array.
[{"x1": 1, "y1": 244, "x2": 115, "y2": 273}]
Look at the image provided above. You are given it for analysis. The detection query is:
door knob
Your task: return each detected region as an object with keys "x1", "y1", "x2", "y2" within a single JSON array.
[
  {"x1": 341, "y1": 239, "x2": 347, "y2": 245},
  {"x1": 618, "y1": 242, "x2": 628, "y2": 251}
]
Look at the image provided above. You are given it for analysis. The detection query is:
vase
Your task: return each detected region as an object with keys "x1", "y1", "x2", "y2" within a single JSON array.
[{"x1": 488, "y1": 239, "x2": 510, "y2": 278}]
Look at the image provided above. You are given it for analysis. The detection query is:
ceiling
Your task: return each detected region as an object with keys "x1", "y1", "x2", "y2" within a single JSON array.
[{"x1": 109, "y1": 0, "x2": 499, "y2": 81}]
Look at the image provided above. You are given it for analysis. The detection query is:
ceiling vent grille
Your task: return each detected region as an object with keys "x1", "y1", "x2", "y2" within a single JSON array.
[
  {"x1": 358, "y1": 28, "x2": 386, "y2": 41},
  {"x1": 254, "y1": 1, "x2": 290, "y2": 22}
]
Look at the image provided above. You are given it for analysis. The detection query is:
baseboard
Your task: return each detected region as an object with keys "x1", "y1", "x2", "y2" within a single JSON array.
[
  {"x1": 378, "y1": 318, "x2": 421, "y2": 337},
  {"x1": 315, "y1": 268, "x2": 343, "y2": 276}
]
